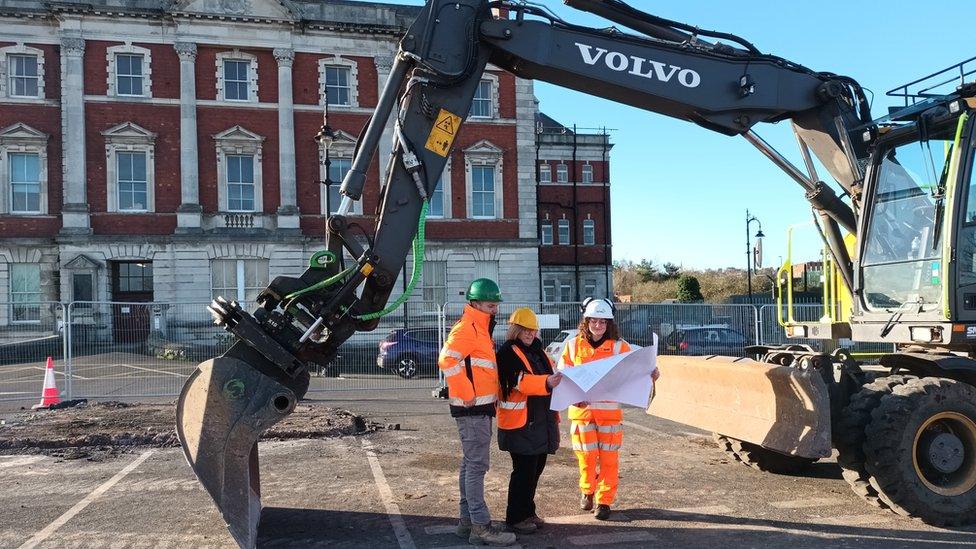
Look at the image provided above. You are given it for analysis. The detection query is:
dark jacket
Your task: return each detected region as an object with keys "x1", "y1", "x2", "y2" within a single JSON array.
[{"x1": 496, "y1": 338, "x2": 560, "y2": 455}]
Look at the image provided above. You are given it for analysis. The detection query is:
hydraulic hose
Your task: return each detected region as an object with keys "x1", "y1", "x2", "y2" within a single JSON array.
[{"x1": 353, "y1": 200, "x2": 430, "y2": 321}]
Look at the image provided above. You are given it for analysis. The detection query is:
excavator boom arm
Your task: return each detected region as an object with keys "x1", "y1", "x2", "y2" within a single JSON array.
[{"x1": 176, "y1": 2, "x2": 874, "y2": 546}]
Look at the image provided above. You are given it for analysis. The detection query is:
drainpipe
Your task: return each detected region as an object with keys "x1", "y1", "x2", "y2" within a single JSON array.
[
  {"x1": 602, "y1": 127, "x2": 611, "y2": 298},
  {"x1": 572, "y1": 124, "x2": 580, "y2": 301}
]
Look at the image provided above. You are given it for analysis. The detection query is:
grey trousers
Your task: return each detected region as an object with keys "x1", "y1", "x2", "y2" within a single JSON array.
[{"x1": 456, "y1": 415, "x2": 493, "y2": 525}]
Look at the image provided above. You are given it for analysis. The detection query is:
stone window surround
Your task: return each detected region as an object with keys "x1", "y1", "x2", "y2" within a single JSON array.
[
  {"x1": 557, "y1": 216, "x2": 570, "y2": 245},
  {"x1": 556, "y1": 163, "x2": 568, "y2": 183},
  {"x1": 583, "y1": 216, "x2": 595, "y2": 246},
  {"x1": 581, "y1": 162, "x2": 593, "y2": 183},
  {"x1": 215, "y1": 50, "x2": 258, "y2": 103},
  {"x1": 469, "y1": 72, "x2": 499, "y2": 120},
  {"x1": 214, "y1": 125, "x2": 265, "y2": 213},
  {"x1": 540, "y1": 216, "x2": 553, "y2": 245},
  {"x1": 538, "y1": 163, "x2": 551, "y2": 183},
  {"x1": 106, "y1": 43, "x2": 153, "y2": 98},
  {"x1": 427, "y1": 159, "x2": 452, "y2": 218},
  {"x1": 0, "y1": 44, "x2": 45, "y2": 100},
  {"x1": 0, "y1": 122, "x2": 49, "y2": 215},
  {"x1": 318, "y1": 56, "x2": 359, "y2": 108},
  {"x1": 317, "y1": 129, "x2": 362, "y2": 215},
  {"x1": 464, "y1": 140, "x2": 504, "y2": 220},
  {"x1": 102, "y1": 122, "x2": 156, "y2": 213}
]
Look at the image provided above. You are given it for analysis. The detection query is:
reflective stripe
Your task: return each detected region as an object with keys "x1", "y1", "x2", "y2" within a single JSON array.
[
  {"x1": 442, "y1": 349, "x2": 464, "y2": 360},
  {"x1": 470, "y1": 358, "x2": 496, "y2": 370},
  {"x1": 613, "y1": 340, "x2": 623, "y2": 354},
  {"x1": 586, "y1": 401, "x2": 620, "y2": 410},
  {"x1": 573, "y1": 441, "x2": 599, "y2": 452},
  {"x1": 598, "y1": 443, "x2": 621, "y2": 451},
  {"x1": 498, "y1": 400, "x2": 526, "y2": 410},
  {"x1": 596, "y1": 424, "x2": 622, "y2": 433},
  {"x1": 442, "y1": 364, "x2": 463, "y2": 378},
  {"x1": 448, "y1": 394, "x2": 497, "y2": 407},
  {"x1": 574, "y1": 423, "x2": 598, "y2": 432}
]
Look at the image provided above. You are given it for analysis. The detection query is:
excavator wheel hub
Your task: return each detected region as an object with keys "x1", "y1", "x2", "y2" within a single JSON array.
[{"x1": 913, "y1": 411, "x2": 976, "y2": 496}]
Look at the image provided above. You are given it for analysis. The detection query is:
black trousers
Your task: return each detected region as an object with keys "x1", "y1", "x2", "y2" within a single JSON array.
[{"x1": 506, "y1": 452, "x2": 548, "y2": 525}]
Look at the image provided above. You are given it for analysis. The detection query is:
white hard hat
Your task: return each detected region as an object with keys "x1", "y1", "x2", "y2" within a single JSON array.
[{"x1": 581, "y1": 297, "x2": 615, "y2": 319}]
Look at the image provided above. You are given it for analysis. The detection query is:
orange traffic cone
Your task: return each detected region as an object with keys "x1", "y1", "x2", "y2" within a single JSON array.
[{"x1": 32, "y1": 357, "x2": 61, "y2": 409}]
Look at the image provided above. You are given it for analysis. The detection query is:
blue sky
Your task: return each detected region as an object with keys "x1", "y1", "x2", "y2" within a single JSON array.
[{"x1": 359, "y1": 1, "x2": 972, "y2": 268}]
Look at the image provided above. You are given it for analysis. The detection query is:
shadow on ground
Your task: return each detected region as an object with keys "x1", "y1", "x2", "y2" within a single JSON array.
[{"x1": 257, "y1": 506, "x2": 976, "y2": 548}]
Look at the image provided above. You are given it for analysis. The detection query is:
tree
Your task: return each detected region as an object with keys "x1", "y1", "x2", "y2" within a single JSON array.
[
  {"x1": 676, "y1": 275, "x2": 704, "y2": 302},
  {"x1": 635, "y1": 259, "x2": 660, "y2": 282},
  {"x1": 662, "y1": 262, "x2": 681, "y2": 280}
]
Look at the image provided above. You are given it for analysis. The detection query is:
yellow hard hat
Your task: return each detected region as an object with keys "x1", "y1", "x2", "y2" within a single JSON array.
[{"x1": 508, "y1": 307, "x2": 539, "y2": 330}]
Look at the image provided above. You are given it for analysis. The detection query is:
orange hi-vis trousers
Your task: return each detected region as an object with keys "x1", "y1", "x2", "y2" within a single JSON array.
[{"x1": 571, "y1": 419, "x2": 623, "y2": 505}]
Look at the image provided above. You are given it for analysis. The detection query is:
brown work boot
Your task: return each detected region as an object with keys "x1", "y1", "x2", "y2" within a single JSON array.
[
  {"x1": 469, "y1": 523, "x2": 517, "y2": 546},
  {"x1": 594, "y1": 504, "x2": 611, "y2": 520},
  {"x1": 508, "y1": 518, "x2": 537, "y2": 534},
  {"x1": 529, "y1": 514, "x2": 546, "y2": 528},
  {"x1": 455, "y1": 518, "x2": 472, "y2": 538},
  {"x1": 580, "y1": 493, "x2": 594, "y2": 511}
]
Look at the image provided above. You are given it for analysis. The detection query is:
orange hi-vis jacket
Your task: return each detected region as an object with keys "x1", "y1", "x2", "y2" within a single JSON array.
[
  {"x1": 497, "y1": 345, "x2": 552, "y2": 430},
  {"x1": 558, "y1": 334, "x2": 630, "y2": 423},
  {"x1": 439, "y1": 304, "x2": 499, "y2": 415}
]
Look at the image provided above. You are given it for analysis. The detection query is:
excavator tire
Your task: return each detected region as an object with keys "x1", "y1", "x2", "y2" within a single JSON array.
[
  {"x1": 864, "y1": 377, "x2": 976, "y2": 526},
  {"x1": 714, "y1": 434, "x2": 817, "y2": 475},
  {"x1": 835, "y1": 374, "x2": 915, "y2": 509}
]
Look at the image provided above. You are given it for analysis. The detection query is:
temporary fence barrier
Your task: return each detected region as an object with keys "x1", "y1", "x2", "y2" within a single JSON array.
[
  {"x1": 0, "y1": 302, "x2": 65, "y2": 402},
  {"x1": 0, "y1": 299, "x2": 903, "y2": 405}
]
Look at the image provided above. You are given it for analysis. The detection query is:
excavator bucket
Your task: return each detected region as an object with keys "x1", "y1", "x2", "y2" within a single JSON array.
[
  {"x1": 648, "y1": 355, "x2": 832, "y2": 459},
  {"x1": 176, "y1": 354, "x2": 307, "y2": 549}
]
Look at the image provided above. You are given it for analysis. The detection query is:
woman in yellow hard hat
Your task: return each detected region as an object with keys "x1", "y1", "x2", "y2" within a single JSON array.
[{"x1": 496, "y1": 307, "x2": 562, "y2": 534}]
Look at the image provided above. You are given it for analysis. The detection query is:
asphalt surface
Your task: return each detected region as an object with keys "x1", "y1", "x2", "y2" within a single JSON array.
[
  {"x1": 2, "y1": 388, "x2": 975, "y2": 548},
  {"x1": 0, "y1": 352, "x2": 439, "y2": 412}
]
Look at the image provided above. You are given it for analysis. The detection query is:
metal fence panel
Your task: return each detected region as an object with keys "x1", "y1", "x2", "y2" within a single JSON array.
[
  {"x1": 65, "y1": 301, "x2": 226, "y2": 400},
  {"x1": 61, "y1": 300, "x2": 445, "y2": 400},
  {"x1": 307, "y1": 301, "x2": 443, "y2": 393},
  {"x1": 0, "y1": 302, "x2": 65, "y2": 403}
]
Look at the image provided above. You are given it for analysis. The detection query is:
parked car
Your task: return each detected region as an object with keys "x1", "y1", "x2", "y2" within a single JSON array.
[
  {"x1": 377, "y1": 328, "x2": 441, "y2": 379},
  {"x1": 664, "y1": 327, "x2": 751, "y2": 356},
  {"x1": 545, "y1": 329, "x2": 577, "y2": 365}
]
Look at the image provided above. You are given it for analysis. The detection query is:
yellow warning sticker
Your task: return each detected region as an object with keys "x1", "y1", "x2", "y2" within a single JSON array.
[{"x1": 425, "y1": 109, "x2": 462, "y2": 157}]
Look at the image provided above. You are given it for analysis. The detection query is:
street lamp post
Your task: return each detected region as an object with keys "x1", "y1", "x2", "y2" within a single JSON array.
[
  {"x1": 315, "y1": 89, "x2": 336, "y2": 216},
  {"x1": 746, "y1": 209, "x2": 765, "y2": 305}
]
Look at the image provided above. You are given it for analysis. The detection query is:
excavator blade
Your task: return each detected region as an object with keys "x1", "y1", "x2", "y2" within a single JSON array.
[
  {"x1": 176, "y1": 355, "x2": 307, "y2": 549},
  {"x1": 647, "y1": 355, "x2": 832, "y2": 459}
]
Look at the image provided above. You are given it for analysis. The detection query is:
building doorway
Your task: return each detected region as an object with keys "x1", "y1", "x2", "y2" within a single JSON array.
[{"x1": 111, "y1": 261, "x2": 153, "y2": 343}]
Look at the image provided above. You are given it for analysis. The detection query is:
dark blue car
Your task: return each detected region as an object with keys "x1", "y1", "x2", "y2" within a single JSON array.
[{"x1": 377, "y1": 328, "x2": 441, "y2": 379}]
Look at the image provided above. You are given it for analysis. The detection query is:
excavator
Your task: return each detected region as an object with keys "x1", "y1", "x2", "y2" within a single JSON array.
[{"x1": 175, "y1": 0, "x2": 976, "y2": 545}]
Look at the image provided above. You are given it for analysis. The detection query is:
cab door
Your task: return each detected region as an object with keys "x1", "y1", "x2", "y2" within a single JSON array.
[{"x1": 952, "y1": 113, "x2": 976, "y2": 323}]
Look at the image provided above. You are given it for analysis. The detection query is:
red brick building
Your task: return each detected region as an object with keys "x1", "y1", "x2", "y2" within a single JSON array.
[
  {"x1": 0, "y1": 0, "x2": 553, "y2": 328},
  {"x1": 535, "y1": 112, "x2": 613, "y2": 301}
]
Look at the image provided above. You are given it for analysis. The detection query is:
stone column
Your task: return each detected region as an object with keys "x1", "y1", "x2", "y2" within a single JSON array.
[
  {"x1": 59, "y1": 36, "x2": 90, "y2": 234},
  {"x1": 174, "y1": 42, "x2": 202, "y2": 232},
  {"x1": 375, "y1": 54, "x2": 396, "y2": 187},
  {"x1": 274, "y1": 48, "x2": 299, "y2": 230}
]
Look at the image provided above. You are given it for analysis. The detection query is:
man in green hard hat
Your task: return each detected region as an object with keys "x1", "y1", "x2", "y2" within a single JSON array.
[{"x1": 438, "y1": 278, "x2": 515, "y2": 545}]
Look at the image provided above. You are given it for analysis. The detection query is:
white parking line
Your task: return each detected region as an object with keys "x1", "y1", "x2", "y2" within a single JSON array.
[
  {"x1": 31, "y1": 366, "x2": 91, "y2": 380},
  {"x1": 117, "y1": 364, "x2": 189, "y2": 378},
  {"x1": 820, "y1": 513, "x2": 890, "y2": 525},
  {"x1": 17, "y1": 450, "x2": 154, "y2": 549},
  {"x1": 362, "y1": 438, "x2": 416, "y2": 549},
  {"x1": 568, "y1": 530, "x2": 658, "y2": 545},
  {"x1": 667, "y1": 505, "x2": 733, "y2": 515}
]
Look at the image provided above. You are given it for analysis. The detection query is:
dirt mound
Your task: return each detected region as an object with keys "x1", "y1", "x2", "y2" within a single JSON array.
[{"x1": 0, "y1": 401, "x2": 378, "y2": 460}]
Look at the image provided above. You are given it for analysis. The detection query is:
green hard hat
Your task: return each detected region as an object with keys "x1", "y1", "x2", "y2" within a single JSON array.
[{"x1": 466, "y1": 278, "x2": 502, "y2": 302}]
